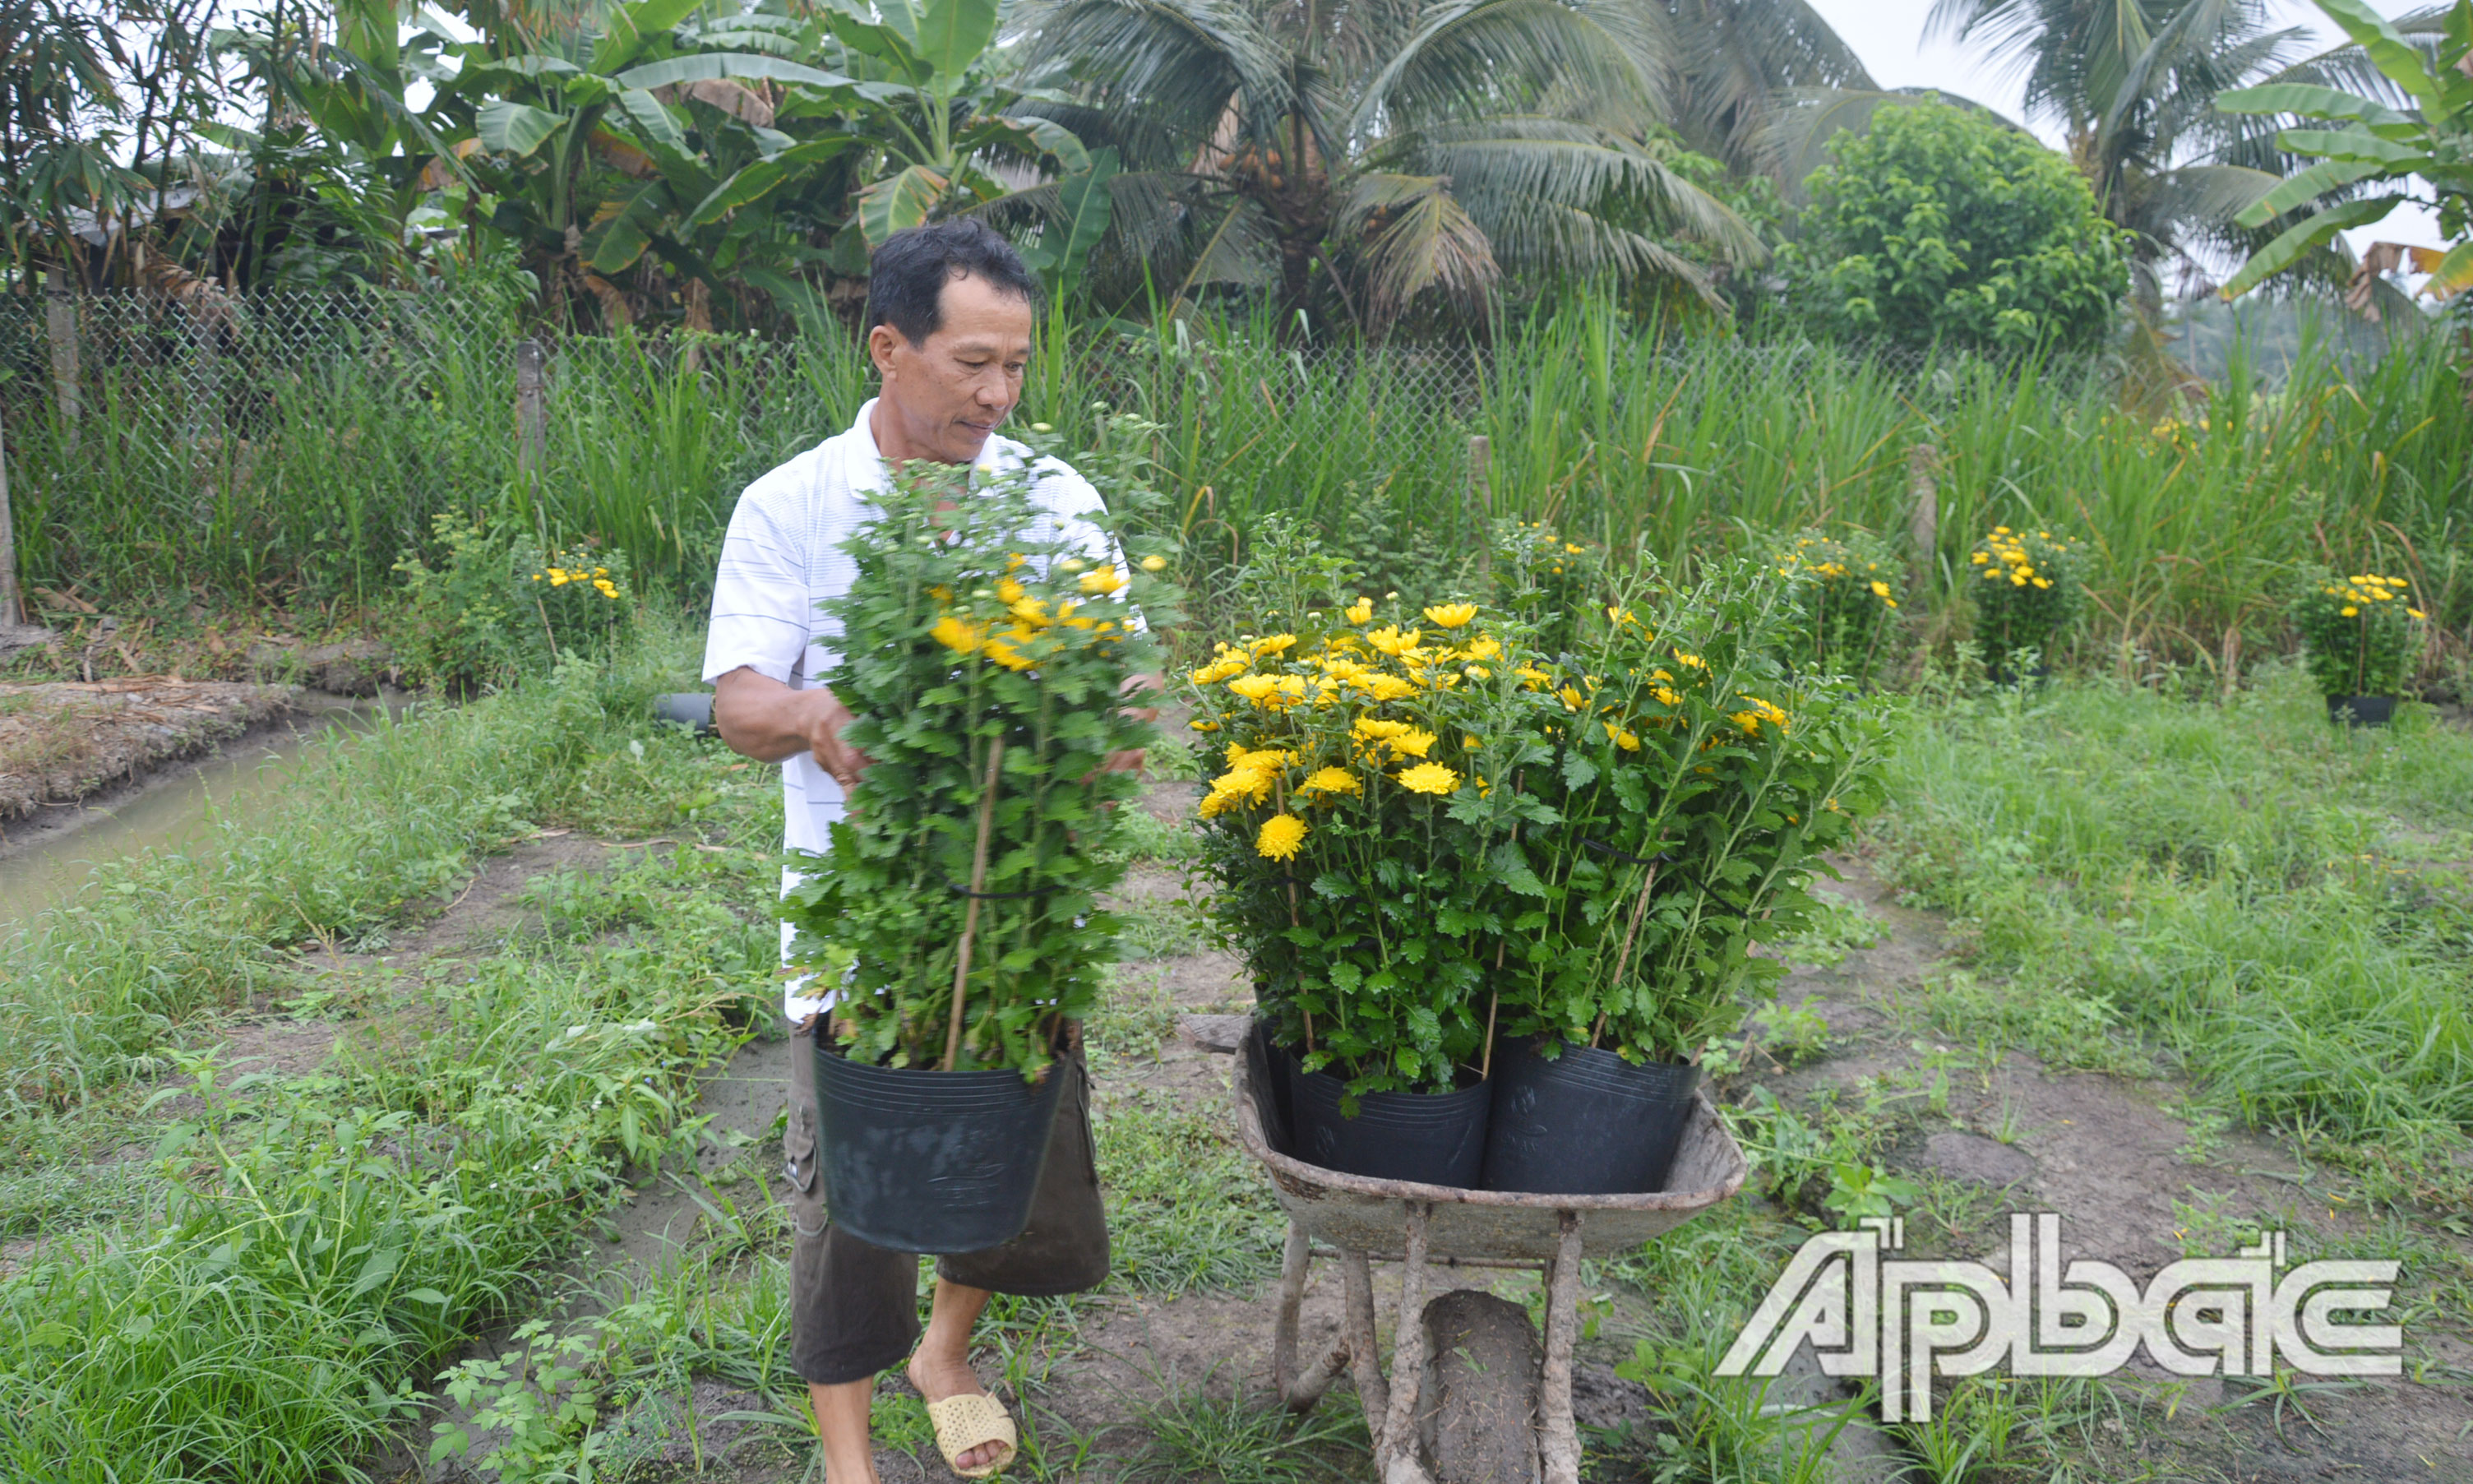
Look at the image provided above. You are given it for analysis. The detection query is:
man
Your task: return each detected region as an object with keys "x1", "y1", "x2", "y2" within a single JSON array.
[{"x1": 703, "y1": 220, "x2": 1139, "y2": 1482}]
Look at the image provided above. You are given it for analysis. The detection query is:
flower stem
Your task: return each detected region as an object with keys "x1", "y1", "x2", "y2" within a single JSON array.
[{"x1": 943, "y1": 737, "x2": 1005, "y2": 1073}]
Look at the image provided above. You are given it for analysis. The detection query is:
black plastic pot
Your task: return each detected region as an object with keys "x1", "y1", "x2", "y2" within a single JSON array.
[
  {"x1": 1479, "y1": 1038, "x2": 1699, "y2": 1195},
  {"x1": 1244, "y1": 1018, "x2": 1294, "y2": 1156},
  {"x1": 812, "y1": 1041, "x2": 1066, "y2": 1254},
  {"x1": 2325, "y1": 695, "x2": 2396, "y2": 728},
  {"x1": 1287, "y1": 1061, "x2": 1491, "y2": 1188},
  {"x1": 653, "y1": 691, "x2": 719, "y2": 737}
]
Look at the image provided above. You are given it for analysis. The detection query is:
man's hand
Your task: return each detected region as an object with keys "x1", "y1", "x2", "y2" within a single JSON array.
[{"x1": 714, "y1": 667, "x2": 873, "y2": 793}]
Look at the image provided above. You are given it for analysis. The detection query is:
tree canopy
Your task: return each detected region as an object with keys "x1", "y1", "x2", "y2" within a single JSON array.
[{"x1": 1779, "y1": 98, "x2": 2129, "y2": 352}]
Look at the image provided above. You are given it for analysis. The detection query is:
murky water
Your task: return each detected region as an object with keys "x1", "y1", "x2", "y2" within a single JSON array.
[{"x1": 0, "y1": 694, "x2": 403, "y2": 927}]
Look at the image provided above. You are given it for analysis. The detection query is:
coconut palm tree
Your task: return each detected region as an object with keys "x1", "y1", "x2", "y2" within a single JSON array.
[
  {"x1": 1921, "y1": 0, "x2": 2401, "y2": 307},
  {"x1": 1014, "y1": 0, "x2": 1767, "y2": 330}
]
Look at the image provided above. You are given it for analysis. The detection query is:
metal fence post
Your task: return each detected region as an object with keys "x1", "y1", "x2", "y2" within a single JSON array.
[
  {"x1": 44, "y1": 269, "x2": 80, "y2": 428},
  {"x1": 515, "y1": 336, "x2": 546, "y2": 479}
]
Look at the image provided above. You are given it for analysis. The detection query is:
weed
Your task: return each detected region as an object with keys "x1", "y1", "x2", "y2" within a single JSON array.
[{"x1": 1129, "y1": 1375, "x2": 1371, "y2": 1484}]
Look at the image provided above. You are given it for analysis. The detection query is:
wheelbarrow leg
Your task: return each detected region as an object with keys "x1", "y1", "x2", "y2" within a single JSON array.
[
  {"x1": 1342, "y1": 1246, "x2": 1389, "y2": 1433},
  {"x1": 1377, "y1": 1201, "x2": 1439, "y2": 1484},
  {"x1": 1273, "y1": 1220, "x2": 1348, "y2": 1412},
  {"x1": 1537, "y1": 1210, "x2": 1585, "y2": 1484}
]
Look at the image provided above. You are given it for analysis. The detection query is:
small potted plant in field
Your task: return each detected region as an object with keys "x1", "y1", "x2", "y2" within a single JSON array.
[
  {"x1": 1967, "y1": 525, "x2": 2084, "y2": 682},
  {"x1": 1771, "y1": 528, "x2": 1905, "y2": 688},
  {"x1": 781, "y1": 453, "x2": 1172, "y2": 1253},
  {"x1": 1182, "y1": 586, "x2": 1543, "y2": 1188},
  {"x1": 2295, "y1": 567, "x2": 2428, "y2": 726},
  {"x1": 1481, "y1": 558, "x2": 1885, "y2": 1195}
]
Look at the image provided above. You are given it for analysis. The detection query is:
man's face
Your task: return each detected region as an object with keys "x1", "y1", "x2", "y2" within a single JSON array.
[{"x1": 869, "y1": 271, "x2": 1035, "y2": 465}]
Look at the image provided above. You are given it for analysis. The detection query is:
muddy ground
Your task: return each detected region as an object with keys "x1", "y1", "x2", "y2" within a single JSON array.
[{"x1": 0, "y1": 677, "x2": 299, "y2": 823}]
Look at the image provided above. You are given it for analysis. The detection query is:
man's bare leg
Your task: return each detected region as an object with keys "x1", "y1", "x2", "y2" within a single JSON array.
[
  {"x1": 906, "y1": 1277, "x2": 1007, "y2": 1472},
  {"x1": 807, "y1": 1377, "x2": 879, "y2": 1484}
]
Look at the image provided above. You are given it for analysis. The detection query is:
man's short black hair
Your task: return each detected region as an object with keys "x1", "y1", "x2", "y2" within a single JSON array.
[{"x1": 864, "y1": 220, "x2": 1040, "y2": 345}]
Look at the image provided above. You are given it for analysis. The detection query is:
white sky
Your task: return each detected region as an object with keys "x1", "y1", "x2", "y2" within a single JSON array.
[{"x1": 1800, "y1": 0, "x2": 2445, "y2": 262}]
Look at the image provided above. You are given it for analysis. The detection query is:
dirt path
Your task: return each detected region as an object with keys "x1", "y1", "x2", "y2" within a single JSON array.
[{"x1": 1761, "y1": 862, "x2": 2473, "y2": 1482}]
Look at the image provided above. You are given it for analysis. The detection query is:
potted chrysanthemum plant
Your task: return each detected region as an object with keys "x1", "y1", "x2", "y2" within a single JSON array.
[
  {"x1": 1480, "y1": 557, "x2": 1886, "y2": 1195},
  {"x1": 2295, "y1": 566, "x2": 2428, "y2": 726},
  {"x1": 1183, "y1": 584, "x2": 1548, "y2": 1188},
  {"x1": 781, "y1": 451, "x2": 1173, "y2": 1252},
  {"x1": 1967, "y1": 525, "x2": 2084, "y2": 682}
]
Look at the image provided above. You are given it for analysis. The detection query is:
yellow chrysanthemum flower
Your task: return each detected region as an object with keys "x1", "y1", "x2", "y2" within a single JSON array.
[
  {"x1": 1423, "y1": 603, "x2": 1477, "y2": 629},
  {"x1": 1870, "y1": 580, "x2": 1892, "y2": 599},
  {"x1": 1396, "y1": 762, "x2": 1459, "y2": 795},
  {"x1": 594, "y1": 579, "x2": 619, "y2": 598},
  {"x1": 1352, "y1": 718, "x2": 1410, "y2": 741},
  {"x1": 1300, "y1": 766, "x2": 1360, "y2": 798},
  {"x1": 1390, "y1": 729, "x2": 1438, "y2": 759},
  {"x1": 1256, "y1": 813, "x2": 1307, "y2": 860},
  {"x1": 2340, "y1": 605, "x2": 2359, "y2": 617},
  {"x1": 1457, "y1": 635, "x2": 1502, "y2": 662},
  {"x1": 1078, "y1": 565, "x2": 1126, "y2": 595},
  {"x1": 931, "y1": 615, "x2": 985, "y2": 654},
  {"x1": 996, "y1": 577, "x2": 1026, "y2": 603},
  {"x1": 1252, "y1": 634, "x2": 1298, "y2": 655},
  {"x1": 1672, "y1": 650, "x2": 1705, "y2": 670},
  {"x1": 1345, "y1": 596, "x2": 1375, "y2": 624},
  {"x1": 1227, "y1": 673, "x2": 1283, "y2": 704},
  {"x1": 982, "y1": 629, "x2": 1038, "y2": 671},
  {"x1": 1358, "y1": 674, "x2": 1417, "y2": 701},
  {"x1": 1366, "y1": 625, "x2": 1422, "y2": 657},
  {"x1": 1605, "y1": 721, "x2": 1641, "y2": 751},
  {"x1": 1140, "y1": 554, "x2": 1168, "y2": 571}
]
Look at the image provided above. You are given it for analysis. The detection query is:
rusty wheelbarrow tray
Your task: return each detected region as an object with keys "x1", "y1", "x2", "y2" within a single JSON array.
[{"x1": 1229, "y1": 1043, "x2": 1747, "y2": 1484}]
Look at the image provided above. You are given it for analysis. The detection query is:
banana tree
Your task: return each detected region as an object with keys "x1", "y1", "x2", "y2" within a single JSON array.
[
  {"x1": 440, "y1": 0, "x2": 873, "y2": 321},
  {"x1": 2217, "y1": 0, "x2": 2473, "y2": 300},
  {"x1": 817, "y1": 0, "x2": 1115, "y2": 289}
]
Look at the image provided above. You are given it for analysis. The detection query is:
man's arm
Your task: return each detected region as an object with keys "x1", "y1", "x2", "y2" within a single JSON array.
[{"x1": 714, "y1": 667, "x2": 871, "y2": 792}]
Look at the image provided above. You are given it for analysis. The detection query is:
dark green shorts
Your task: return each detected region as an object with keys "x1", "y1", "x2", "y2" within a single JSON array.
[{"x1": 782, "y1": 1024, "x2": 1109, "y2": 1385}]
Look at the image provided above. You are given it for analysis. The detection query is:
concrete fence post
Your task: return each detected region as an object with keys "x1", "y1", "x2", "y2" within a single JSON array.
[
  {"x1": 44, "y1": 269, "x2": 80, "y2": 428},
  {"x1": 515, "y1": 336, "x2": 547, "y2": 478},
  {"x1": 1467, "y1": 434, "x2": 1491, "y2": 576},
  {"x1": 0, "y1": 420, "x2": 20, "y2": 627},
  {"x1": 1906, "y1": 443, "x2": 1939, "y2": 563}
]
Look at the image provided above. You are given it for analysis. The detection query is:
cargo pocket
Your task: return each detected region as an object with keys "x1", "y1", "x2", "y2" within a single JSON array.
[{"x1": 783, "y1": 1030, "x2": 826, "y2": 1237}]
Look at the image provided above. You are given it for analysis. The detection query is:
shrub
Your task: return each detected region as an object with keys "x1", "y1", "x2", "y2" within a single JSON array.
[
  {"x1": 1967, "y1": 525, "x2": 2085, "y2": 674},
  {"x1": 1780, "y1": 99, "x2": 2129, "y2": 354},
  {"x1": 390, "y1": 514, "x2": 634, "y2": 693},
  {"x1": 1770, "y1": 528, "x2": 1906, "y2": 687},
  {"x1": 781, "y1": 438, "x2": 1175, "y2": 1078},
  {"x1": 2294, "y1": 567, "x2": 2428, "y2": 699}
]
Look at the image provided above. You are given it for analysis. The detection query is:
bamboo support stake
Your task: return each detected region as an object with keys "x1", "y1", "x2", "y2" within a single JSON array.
[
  {"x1": 1592, "y1": 862, "x2": 1658, "y2": 1047},
  {"x1": 942, "y1": 738, "x2": 1005, "y2": 1071}
]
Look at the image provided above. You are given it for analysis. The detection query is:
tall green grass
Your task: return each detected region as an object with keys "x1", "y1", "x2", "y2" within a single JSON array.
[{"x1": 7, "y1": 298, "x2": 2468, "y2": 666}]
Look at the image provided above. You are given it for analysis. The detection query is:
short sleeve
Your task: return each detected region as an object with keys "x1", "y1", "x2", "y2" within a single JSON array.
[{"x1": 703, "y1": 479, "x2": 812, "y2": 685}]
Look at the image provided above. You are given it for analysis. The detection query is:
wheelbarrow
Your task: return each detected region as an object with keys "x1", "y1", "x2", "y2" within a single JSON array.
[{"x1": 1223, "y1": 1034, "x2": 1747, "y2": 1484}]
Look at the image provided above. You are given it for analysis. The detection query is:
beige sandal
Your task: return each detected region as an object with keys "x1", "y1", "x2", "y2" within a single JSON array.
[{"x1": 922, "y1": 1391, "x2": 1018, "y2": 1479}]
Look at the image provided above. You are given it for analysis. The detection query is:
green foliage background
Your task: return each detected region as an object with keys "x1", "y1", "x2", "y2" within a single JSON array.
[{"x1": 1780, "y1": 100, "x2": 2130, "y2": 353}]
